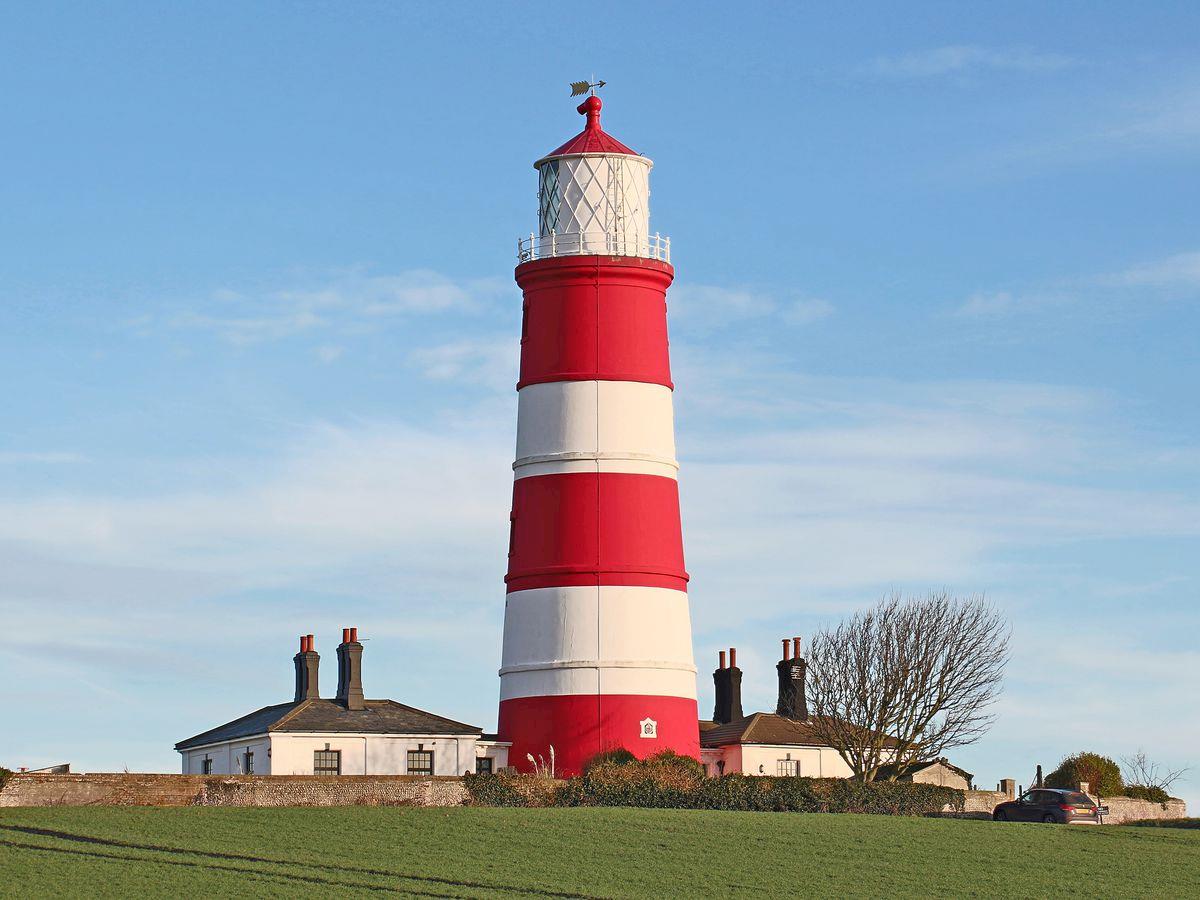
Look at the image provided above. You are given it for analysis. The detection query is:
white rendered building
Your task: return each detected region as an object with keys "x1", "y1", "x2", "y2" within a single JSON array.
[
  {"x1": 698, "y1": 639, "x2": 899, "y2": 779},
  {"x1": 176, "y1": 630, "x2": 509, "y2": 776}
]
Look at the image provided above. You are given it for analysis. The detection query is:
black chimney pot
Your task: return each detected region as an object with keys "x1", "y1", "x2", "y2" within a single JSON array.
[
  {"x1": 776, "y1": 636, "x2": 809, "y2": 720},
  {"x1": 293, "y1": 634, "x2": 320, "y2": 702},
  {"x1": 712, "y1": 648, "x2": 744, "y2": 724},
  {"x1": 336, "y1": 627, "x2": 365, "y2": 710}
]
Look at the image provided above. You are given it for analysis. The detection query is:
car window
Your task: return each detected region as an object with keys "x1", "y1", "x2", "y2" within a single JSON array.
[
  {"x1": 1064, "y1": 792, "x2": 1093, "y2": 806},
  {"x1": 1020, "y1": 792, "x2": 1037, "y2": 803},
  {"x1": 1032, "y1": 790, "x2": 1057, "y2": 804}
]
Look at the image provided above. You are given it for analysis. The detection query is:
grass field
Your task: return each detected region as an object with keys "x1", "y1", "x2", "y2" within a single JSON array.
[{"x1": 2, "y1": 807, "x2": 1198, "y2": 898}]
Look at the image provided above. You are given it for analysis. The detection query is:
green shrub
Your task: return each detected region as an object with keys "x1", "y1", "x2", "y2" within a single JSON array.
[
  {"x1": 1122, "y1": 784, "x2": 1172, "y2": 803},
  {"x1": 463, "y1": 771, "x2": 559, "y2": 808},
  {"x1": 582, "y1": 747, "x2": 637, "y2": 773},
  {"x1": 560, "y1": 750, "x2": 706, "y2": 809},
  {"x1": 1045, "y1": 752, "x2": 1123, "y2": 796},
  {"x1": 1125, "y1": 817, "x2": 1199, "y2": 829},
  {"x1": 553, "y1": 753, "x2": 961, "y2": 816},
  {"x1": 0, "y1": 767, "x2": 11, "y2": 792},
  {"x1": 467, "y1": 751, "x2": 963, "y2": 816}
]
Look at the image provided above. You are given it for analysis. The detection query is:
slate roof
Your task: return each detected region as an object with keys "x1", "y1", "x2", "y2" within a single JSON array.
[
  {"x1": 874, "y1": 757, "x2": 974, "y2": 782},
  {"x1": 700, "y1": 712, "x2": 899, "y2": 749},
  {"x1": 175, "y1": 699, "x2": 481, "y2": 750}
]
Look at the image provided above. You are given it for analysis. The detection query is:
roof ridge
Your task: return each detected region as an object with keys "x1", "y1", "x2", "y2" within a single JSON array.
[
  {"x1": 173, "y1": 701, "x2": 296, "y2": 750},
  {"x1": 379, "y1": 699, "x2": 480, "y2": 732},
  {"x1": 270, "y1": 698, "x2": 311, "y2": 730},
  {"x1": 741, "y1": 711, "x2": 765, "y2": 741}
]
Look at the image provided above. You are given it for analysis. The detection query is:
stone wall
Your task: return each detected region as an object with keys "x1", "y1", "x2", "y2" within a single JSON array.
[
  {"x1": 958, "y1": 788, "x2": 1011, "y2": 817},
  {"x1": 1099, "y1": 796, "x2": 1188, "y2": 825},
  {"x1": 941, "y1": 786, "x2": 1189, "y2": 824},
  {"x1": 0, "y1": 773, "x2": 467, "y2": 808}
]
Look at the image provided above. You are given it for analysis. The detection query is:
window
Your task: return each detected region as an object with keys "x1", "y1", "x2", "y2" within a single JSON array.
[
  {"x1": 538, "y1": 161, "x2": 561, "y2": 233},
  {"x1": 314, "y1": 749, "x2": 341, "y2": 776},
  {"x1": 777, "y1": 759, "x2": 799, "y2": 777},
  {"x1": 243, "y1": 751, "x2": 254, "y2": 774},
  {"x1": 201, "y1": 757, "x2": 212, "y2": 775},
  {"x1": 507, "y1": 512, "x2": 517, "y2": 558},
  {"x1": 408, "y1": 749, "x2": 434, "y2": 776},
  {"x1": 476, "y1": 757, "x2": 493, "y2": 775}
]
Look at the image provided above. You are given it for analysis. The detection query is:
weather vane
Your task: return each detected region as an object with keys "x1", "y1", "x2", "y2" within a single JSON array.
[{"x1": 569, "y1": 78, "x2": 607, "y2": 97}]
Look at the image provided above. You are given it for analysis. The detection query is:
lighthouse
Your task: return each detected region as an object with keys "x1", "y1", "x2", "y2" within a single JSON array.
[{"x1": 497, "y1": 91, "x2": 700, "y2": 775}]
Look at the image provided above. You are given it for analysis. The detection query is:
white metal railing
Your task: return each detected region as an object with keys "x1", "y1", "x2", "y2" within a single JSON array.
[{"x1": 517, "y1": 231, "x2": 671, "y2": 264}]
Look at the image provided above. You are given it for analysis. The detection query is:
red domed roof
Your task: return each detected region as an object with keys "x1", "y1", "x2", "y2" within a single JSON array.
[{"x1": 538, "y1": 96, "x2": 638, "y2": 162}]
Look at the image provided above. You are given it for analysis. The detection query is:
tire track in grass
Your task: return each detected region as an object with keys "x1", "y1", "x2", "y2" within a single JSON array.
[{"x1": 0, "y1": 826, "x2": 604, "y2": 899}]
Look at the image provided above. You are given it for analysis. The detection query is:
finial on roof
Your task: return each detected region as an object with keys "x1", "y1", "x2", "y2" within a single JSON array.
[{"x1": 577, "y1": 94, "x2": 602, "y2": 130}]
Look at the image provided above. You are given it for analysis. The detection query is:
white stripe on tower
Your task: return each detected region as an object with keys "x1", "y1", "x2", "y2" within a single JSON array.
[{"x1": 514, "y1": 380, "x2": 679, "y2": 480}]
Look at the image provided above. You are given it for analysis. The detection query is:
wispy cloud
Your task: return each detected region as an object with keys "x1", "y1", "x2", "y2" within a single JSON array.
[
  {"x1": 1101, "y1": 250, "x2": 1200, "y2": 289},
  {"x1": 315, "y1": 345, "x2": 344, "y2": 364},
  {"x1": 671, "y1": 284, "x2": 833, "y2": 333},
  {"x1": 951, "y1": 290, "x2": 1074, "y2": 318},
  {"x1": 951, "y1": 247, "x2": 1200, "y2": 319},
  {"x1": 867, "y1": 45, "x2": 1077, "y2": 79},
  {"x1": 962, "y1": 81, "x2": 1200, "y2": 178},
  {"x1": 409, "y1": 337, "x2": 519, "y2": 390},
  {"x1": 144, "y1": 270, "x2": 514, "y2": 346},
  {"x1": 1099, "y1": 84, "x2": 1200, "y2": 147},
  {"x1": 0, "y1": 419, "x2": 512, "y2": 581}
]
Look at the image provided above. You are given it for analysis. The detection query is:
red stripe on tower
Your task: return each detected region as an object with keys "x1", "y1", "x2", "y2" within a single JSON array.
[{"x1": 498, "y1": 92, "x2": 699, "y2": 775}]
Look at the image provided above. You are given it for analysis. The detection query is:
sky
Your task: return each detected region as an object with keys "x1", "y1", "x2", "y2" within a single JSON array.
[{"x1": 2, "y1": 2, "x2": 1198, "y2": 806}]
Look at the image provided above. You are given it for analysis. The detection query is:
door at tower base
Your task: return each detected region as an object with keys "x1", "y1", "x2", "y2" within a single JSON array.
[{"x1": 498, "y1": 694, "x2": 700, "y2": 776}]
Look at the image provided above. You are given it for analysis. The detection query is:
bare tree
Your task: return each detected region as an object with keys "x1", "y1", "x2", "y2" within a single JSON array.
[
  {"x1": 805, "y1": 591, "x2": 1009, "y2": 782},
  {"x1": 1121, "y1": 749, "x2": 1190, "y2": 795}
]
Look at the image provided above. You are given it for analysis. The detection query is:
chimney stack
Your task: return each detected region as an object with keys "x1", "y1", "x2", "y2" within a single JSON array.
[
  {"x1": 336, "y1": 626, "x2": 365, "y2": 710},
  {"x1": 712, "y1": 647, "x2": 744, "y2": 724},
  {"x1": 293, "y1": 634, "x2": 320, "y2": 702},
  {"x1": 776, "y1": 635, "x2": 809, "y2": 720}
]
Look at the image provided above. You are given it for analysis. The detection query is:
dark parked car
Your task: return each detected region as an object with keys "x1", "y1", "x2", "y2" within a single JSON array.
[{"x1": 993, "y1": 788, "x2": 1106, "y2": 824}]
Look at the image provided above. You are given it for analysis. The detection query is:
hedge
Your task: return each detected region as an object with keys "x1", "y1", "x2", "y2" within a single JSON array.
[
  {"x1": 1045, "y1": 752, "x2": 1124, "y2": 796},
  {"x1": 1121, "y1": 784, "x2": 1172, "y2": 803},
  {"x1": 1125, "y1": 817, "x2": 1200, "y2": 829},
  {"x1": 462, "y1": 770, "x2": 560, "y2": 807},
  {"x1": 465, "y1": 753, "x2": 964, "y2": 816}
]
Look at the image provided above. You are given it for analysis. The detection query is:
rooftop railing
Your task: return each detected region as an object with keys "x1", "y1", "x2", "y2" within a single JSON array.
[{"x1": 517, "y1": 231, "x2": 671, "y2": 264}]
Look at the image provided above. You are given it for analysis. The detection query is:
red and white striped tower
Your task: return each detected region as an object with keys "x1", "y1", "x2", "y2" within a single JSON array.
[{"x1": 497, "y1": 93, "x2": 699, "y2": 775}]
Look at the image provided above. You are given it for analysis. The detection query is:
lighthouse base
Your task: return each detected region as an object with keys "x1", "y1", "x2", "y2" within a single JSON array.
[{"x1": 498, "y1": 694, "x2": 700, "y2": 777}]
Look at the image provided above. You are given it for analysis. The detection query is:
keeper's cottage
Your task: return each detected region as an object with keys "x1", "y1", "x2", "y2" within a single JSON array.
[{"x1": 175, "y1": 630, "x2": 509, "y2": 776}]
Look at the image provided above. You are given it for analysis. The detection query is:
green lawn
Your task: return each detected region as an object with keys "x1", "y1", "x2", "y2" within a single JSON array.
[{"x1": 1, "y1": 807, "x2": 1197, "y2": 898}]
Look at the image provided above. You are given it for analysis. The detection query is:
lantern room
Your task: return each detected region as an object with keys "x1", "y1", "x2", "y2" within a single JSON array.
[{"x1": 519, "y1": 95, "x2": 668, "y2": 263}]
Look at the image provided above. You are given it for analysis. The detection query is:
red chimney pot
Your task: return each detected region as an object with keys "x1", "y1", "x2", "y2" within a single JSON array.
[
  {"x1": 729, "y1": 647, "x2": 737, "y2": 669},
  {"x1": 793, "y1": 636, "x2": 802, "y2": 659},
  {"x1": 342, "y1": 628, "x2": 351, "y2": 644},
  {"x1": 782, "y1": 638, "x2": 791, "y2": 661},
  {"x1": 718, "y1": 650, "x2": 726, "y2": 670},
  {"x1": 350, "y1": 627, "x2": 358, "y2": 643}
]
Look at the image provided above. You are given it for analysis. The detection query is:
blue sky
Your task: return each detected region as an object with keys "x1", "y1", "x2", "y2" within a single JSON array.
[{"x1": 2, "y1": 2, "x2": 1198, "y2": 804}]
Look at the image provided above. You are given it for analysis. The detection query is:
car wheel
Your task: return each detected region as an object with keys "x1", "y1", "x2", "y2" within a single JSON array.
[
  {"x1": 994, "y1": 810, "x2": 1008, "y2": 821},
  {"x1": 1042, "y1": 814, "x2": 1056, "y2": 824}
]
